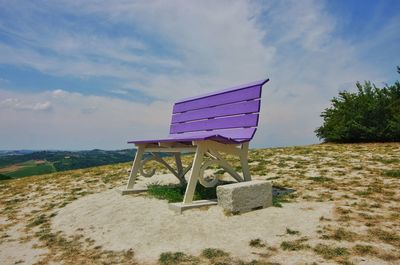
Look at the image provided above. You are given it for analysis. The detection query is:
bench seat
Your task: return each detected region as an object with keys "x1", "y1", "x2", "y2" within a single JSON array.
[{"x1": 128, "y1": 128, "x2": 257, "y2": 145}]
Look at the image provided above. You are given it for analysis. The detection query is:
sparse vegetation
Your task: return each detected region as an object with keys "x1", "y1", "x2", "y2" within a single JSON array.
[
  {"x1": 249, "y1": 238, "x2": 266, "y2": 248},
  {"x1": 159, "y1": 252, "x2": 196, "y2": 265},
  {"x1": 313, "y1": 243, "x2": 349, "y2": 259},
  {"x1": 308, "y1": 176, "x2": 333, "y2": 182},
  {"x1": 201, "y1": 248, "x2": 229, "y2": 259},
  {"x1": 285, "y1": 228, "x2": 300, "y2": 235},
  {"x1": 352, "y1": 244, "x2": 377, "y2": 256},
  {"x1": 280, "y1": 238, "x2": 309, "y2": 251}
]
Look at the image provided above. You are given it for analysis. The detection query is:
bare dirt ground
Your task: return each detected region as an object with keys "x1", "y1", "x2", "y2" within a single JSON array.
[{"x1": 0, "y1": 143, "x2": 399, "y2": 265}]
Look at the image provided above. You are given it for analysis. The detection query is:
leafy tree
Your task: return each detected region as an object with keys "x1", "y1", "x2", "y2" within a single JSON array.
[{"x1": 315, "y1": 67, "x2": 400, "y2": 143}]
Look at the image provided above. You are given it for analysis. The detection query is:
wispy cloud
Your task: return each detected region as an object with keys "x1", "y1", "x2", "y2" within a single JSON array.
[{"x1": 0, "y1": 98, "x2": 52, "y2": 111}]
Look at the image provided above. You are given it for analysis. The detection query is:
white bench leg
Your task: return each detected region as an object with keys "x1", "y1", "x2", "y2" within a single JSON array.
[
  {"x1": 240, "y1": 142, "x2": 251, "y2": 181},
  {"x1": 121, "y1": 146, "x2": 144, "y2": 195},
  {"x1": 183, "y1": 144, "x2": 206, "y2": 204}
]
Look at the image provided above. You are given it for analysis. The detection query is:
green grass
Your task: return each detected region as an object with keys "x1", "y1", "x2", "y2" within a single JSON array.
[
  {"x1": 383, "y1": 170, "x2": 400, "y2": 178},
  {"x1": 147, "y1": 182, "x2": 224, "y2": 203},
  {"x1": 308, "y1": 176, "x2": 333, "y2": 182},
  {"x1": 4, "y1": 160, "x2": 56, "y2": 178},
  {"x1": 272, "y1": 191, "x2": 294, "y2": 207}
]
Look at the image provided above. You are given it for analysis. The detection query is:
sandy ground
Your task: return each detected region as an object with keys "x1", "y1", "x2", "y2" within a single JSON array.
[
  {"x1": 51, "y1": 174, "x2": 334, "y2": 263},
  {"x1": 0, "y1": 222, "x2": 48, "y2": 265}
]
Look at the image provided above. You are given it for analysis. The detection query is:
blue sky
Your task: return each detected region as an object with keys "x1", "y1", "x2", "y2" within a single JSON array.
[{"x1": 0, "y1": 0, "x2": 399, "y2": 150}]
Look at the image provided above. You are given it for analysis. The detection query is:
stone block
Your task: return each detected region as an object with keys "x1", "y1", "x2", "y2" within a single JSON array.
[{"x1": 217, "y1": 180, "x2": 272, "y2": 213}]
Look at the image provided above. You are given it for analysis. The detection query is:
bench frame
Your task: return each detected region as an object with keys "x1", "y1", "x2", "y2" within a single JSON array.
[
  {"x1": 125, "y1": 140, "x2": 250, "y2": 204},
  {"x1": 121, "y1": 79, "x2": 269, "y2": 207}
]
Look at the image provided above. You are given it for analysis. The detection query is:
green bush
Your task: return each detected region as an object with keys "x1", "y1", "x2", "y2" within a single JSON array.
[{"x1": 315, "y1": 67, "x2": 400, "y2": 143}]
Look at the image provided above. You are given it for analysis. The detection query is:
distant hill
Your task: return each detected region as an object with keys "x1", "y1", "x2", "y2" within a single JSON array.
[
  {"x1": 0, "y1": 150, "x2": 37, "y2": 156},
  {"x1": 0, "y1": 149, "x2": 136, "y2": 180}
]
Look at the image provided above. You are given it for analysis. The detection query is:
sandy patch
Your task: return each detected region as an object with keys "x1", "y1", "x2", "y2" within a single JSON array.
[
  {"x1": 52, "y1": 187, "x2": 333, "y2": 263},
  {"x1": 0, "y1": 223, "x2": 48, "y2": 265}
]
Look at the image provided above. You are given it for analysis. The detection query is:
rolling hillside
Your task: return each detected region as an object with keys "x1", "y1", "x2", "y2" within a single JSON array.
[{"x1": 0, "y1": 149, "x2": 136, "y2": 180}]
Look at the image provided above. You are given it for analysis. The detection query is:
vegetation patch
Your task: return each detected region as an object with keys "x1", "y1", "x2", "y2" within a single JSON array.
[
  {"x1": 368, "y1": 228, "x2": 400, "y2": 246},
  {"x1": 384, "y1": 169, "x2": 400, "y2": 178},
  {"x1": 249, "y1": 238, "x2": 266, "y2": 248},
  {"x1": 329, "y1": 228, "x2": 357, "y2": 242},
  {"x1": 280, "y1": 238, "x2": 309, "y2": 251},
  {"x1": 286, "y1": 228, "x2": 300, "y2": 235},
  {"x1": 147, "y1": 182, "x2": 222, "y2": 203},
  {"x1": 352, "y1": 244, "x2": 377, "y2": 256},
  {"x1": 201, "y1": 248, "x2": 230, "y2": 259},
  {"x1": 313, "y1": 243, "x2": 349, "y2": 259},
  {"x1": 308, "y1": 176, "x2": 333, "y2": 182},
  {"x1": 159, "y1": 252, "x2": 197, "y2": 265}
]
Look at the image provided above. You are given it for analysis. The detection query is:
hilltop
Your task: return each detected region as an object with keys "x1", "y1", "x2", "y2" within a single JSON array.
[{"x1": 0, "y1": 143, "x2": 399, "y2": 264}]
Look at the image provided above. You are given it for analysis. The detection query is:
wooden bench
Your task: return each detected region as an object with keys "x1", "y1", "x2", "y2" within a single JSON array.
[{"x1": 121, "y1": 79, "x2": 269, "y2": 209}]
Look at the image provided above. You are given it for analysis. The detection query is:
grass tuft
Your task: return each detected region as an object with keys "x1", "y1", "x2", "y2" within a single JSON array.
[
  {"x1": 286, "y1": 228, "x2": 300, "y2": 235},
  {"x1": 384, "y1": 169, "x2": 400, "y2": 178},
  {"x1": 308, "y1": 176, "x2": 333, "y2": 182},
  {"x1": 159, "y1": 252, "x2": 196, "y2": 265},
  {"x1": 249, "y1": 238, "x2": 266, "y2": 248},
  {"x1": 27, "y1": 214, "x2": 48, "y2": 227},
  {"x1": 368, "y1": 228, "x2": 400, "y2": 246},
  {"x1": 352, "y1": 244, "x2": 376, "y2": 256},
  {"x1": 201, "y1": 248, "x2": 229, "y2": 259},
  {"x1": 313, "y1": 244, "x2": 349, "y2": 259},
  {"x1": 280, "y1": 238, "x2": 309, "y2": 251},
  {"x1": 330, "y1": 228, "x2": 357, "y2": 242}
]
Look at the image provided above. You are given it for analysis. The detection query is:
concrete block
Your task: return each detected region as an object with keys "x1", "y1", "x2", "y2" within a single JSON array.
[{"x1": 217, "y1": 180, "x2": 272, "y2": 213}]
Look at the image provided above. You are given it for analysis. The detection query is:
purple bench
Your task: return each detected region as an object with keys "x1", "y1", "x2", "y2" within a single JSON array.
[{"x1": 121, "y1": 79, "x2": 269, "y2": 208}]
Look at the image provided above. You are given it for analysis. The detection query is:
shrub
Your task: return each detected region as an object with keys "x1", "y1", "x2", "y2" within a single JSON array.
[{"x1": 315, "y1": 67, "x2": 400, "y2": 143}]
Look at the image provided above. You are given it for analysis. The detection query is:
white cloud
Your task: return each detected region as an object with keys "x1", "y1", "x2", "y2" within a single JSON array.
[
  {"x1": 0, "y1": 89, "x2": 171, "y2": 149},
  {"x1": 0, "y1": 98, "x2": 52, "y2": 111}
]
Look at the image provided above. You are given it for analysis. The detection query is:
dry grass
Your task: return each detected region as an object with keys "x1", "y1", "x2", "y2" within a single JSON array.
[{"x1": 1, "y1": 143, "x2": 400, "y2": 264}]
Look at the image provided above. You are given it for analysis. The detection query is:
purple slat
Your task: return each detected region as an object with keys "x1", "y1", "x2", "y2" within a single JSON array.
[
  {"x1": 170, "y1": 113, "x2": 259, "y2": 134},
  {"x1": 171, "y1": 100, "x2": 260, "y2": 124},
  {"x1": 175, "y1": 79, "x2": 269, "y2": 104},
  {"x1": 169, "y1": 128, "x2": 256, "y2": 140},
  {"x1": 173, "y1": 85, "x2": 262, "y2": 113}
]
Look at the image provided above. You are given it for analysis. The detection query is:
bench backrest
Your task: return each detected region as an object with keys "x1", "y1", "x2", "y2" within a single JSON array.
[{"x1": 169, "y1": 79, "x2": 269, "y2": 141}]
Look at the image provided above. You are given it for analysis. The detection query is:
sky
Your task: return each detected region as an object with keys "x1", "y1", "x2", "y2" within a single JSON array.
[{"x1": 0, "y1": 0, "x2": 399, "y2": 150}]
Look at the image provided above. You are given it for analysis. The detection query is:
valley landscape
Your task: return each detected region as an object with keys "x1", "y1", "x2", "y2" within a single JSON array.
[{"x1": 0, "y1": 149, "x2": 136, "y2": 180}]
